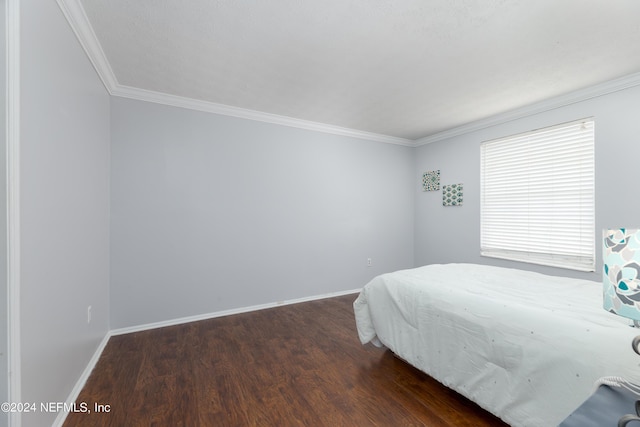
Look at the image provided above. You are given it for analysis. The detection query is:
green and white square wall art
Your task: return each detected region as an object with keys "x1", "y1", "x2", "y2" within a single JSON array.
[
  {"x1": 442, "y1": 184, "x2": 463, "y2": 206},
  {"x1": 422, "y1": 170, "x2": 440, "y2": 191}
]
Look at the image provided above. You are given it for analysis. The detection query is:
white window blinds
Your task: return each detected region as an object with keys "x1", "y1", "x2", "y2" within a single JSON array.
[{"x1": 480, "y1": 118, "x2": 595, "y2": 271}]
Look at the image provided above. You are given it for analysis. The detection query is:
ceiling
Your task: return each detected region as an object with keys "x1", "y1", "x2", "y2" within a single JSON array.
[{"x1": 65, "y1": 0, "x2": 640, "y2": 144}]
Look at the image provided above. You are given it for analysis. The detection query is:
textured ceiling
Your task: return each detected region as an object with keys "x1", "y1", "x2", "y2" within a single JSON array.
[{"x1": 76, "y1": 0, "x2": 640, "y2": 141}]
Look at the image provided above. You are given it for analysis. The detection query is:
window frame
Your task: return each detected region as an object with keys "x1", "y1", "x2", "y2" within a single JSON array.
[{"x1": 480, "y1": 118, "x2": 595, "y2": 272}]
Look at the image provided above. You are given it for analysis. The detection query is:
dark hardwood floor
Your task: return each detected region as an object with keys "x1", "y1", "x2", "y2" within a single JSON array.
[{"x1": 63, "y1": 294, "x2": 509, "y2": 426}]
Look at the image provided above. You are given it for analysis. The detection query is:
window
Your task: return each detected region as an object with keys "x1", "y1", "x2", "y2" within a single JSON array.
[{"x1": 480, "y1": 118, "x2": 595, "y2": 271}]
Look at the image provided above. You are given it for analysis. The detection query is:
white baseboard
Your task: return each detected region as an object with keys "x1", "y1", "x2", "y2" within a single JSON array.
[
  {"x1": 111, "y1": 288, "x2": 361, "y2": 336},
  {"x1": 53, "y1": 288, "x2": 361, "y2": 426},
  {"x1": 51, "y1": 332, "x2": 111, "y2": 427}
]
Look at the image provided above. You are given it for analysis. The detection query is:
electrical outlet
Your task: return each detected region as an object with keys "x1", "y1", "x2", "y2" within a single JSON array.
[
  {"x1": 367, "y1": 258, "x2": 372, "y2": 267},
  {"x1": 87, "y1": 305, "x2": 92, "y2": 324}
]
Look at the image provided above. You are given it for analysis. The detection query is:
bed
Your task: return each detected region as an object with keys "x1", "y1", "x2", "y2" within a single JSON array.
[{"x1": 353, "y1": 263, "x2": 640, "y2": 427}]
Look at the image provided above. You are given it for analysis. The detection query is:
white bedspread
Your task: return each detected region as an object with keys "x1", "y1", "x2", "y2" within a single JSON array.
[{"x1": 354, "y1": 263, "x2": 640, "y2": 427}]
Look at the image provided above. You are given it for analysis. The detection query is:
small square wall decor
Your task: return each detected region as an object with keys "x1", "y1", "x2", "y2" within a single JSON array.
[
  {"x1": 422, "y1": 170, "x2": 440, "y2": 191},
  {"x1": 442, "y1": 184, "x2": 463, "y2": 206}
]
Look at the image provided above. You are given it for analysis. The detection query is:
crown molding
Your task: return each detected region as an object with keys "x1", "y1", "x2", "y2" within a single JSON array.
[
  {"x1": 57, "y1": 0, "x2": 118, "y2": 91},
  {"x1": 57, "y1": 0, "x2": 640, "y2": 148},
  {"x1": 414, "y1": 71, "x2": 640, "y2": 146},
  {"x1": 57, "y1": 0, "x2": 413, "y2": 147},
  {"x1": 111, "y1": 85, "x2": 415, "y2": 146}
]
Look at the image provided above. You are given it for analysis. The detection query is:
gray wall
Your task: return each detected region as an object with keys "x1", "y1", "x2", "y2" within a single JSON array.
[
  {"x1": 20, "y1": 1, "x2": 110, "y2": 425},
  {"x1": 414, "y1": 84, "x2": 640, "y2": 282},
  {"x1": 18, "y1": 2, "x2": 640, "y2": 420},
  {"x1": 110, "y1": 97, "x2": 415, "y2": 329}
]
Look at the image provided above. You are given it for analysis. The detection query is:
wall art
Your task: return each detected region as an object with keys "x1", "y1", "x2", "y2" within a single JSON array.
[
  {"x1": 442, "y1": 183, "x2": 463, "y2": 206},
  {"x1": 422, "y1": 170, "x2": 440, "y2": 191}
]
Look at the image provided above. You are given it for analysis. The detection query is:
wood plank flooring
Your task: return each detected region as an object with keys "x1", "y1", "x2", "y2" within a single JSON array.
[{"x1": 63, "y1": 294, "x2": 509, "y2": 426}]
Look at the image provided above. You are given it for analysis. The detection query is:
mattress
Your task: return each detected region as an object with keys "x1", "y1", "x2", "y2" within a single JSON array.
[{"x1": 353, "y1": 263, "x2": 640, "y2": 427}]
